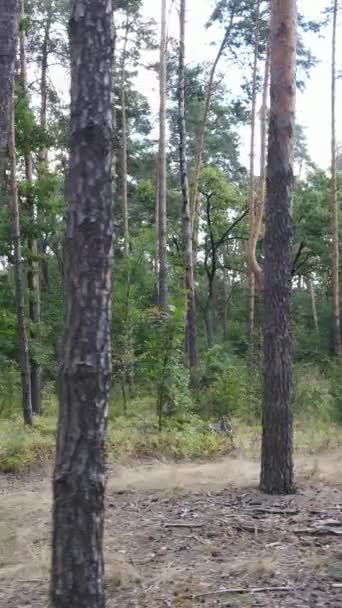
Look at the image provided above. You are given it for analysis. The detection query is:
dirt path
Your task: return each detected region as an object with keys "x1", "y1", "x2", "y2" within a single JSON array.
[{"x1": 1, "y1": 453, "x2": 342, "y2": 607}]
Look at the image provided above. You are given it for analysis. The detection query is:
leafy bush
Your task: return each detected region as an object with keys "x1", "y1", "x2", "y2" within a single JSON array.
[
  {"x1": 199, "y1": 347, "x2": 261, "y2": 420},
  {"x1": 0, "y1": 359, "x2": 21, "y2": 417},
  {"x1": 295, "y1": 364, "x2": 335, "y2": 421}
]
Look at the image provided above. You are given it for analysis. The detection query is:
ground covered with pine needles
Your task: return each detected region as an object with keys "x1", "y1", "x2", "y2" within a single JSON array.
[{"x1": 1, "y1": 455, "x2": 342, "y2": 607}]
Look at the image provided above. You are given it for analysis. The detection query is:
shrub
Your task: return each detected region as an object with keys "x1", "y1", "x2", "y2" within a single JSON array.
[
  {"x1": 199, "y1": 347, "x2": 261, "y2": 420},
  {"x1": 295, "y1": 364, "x2": 334, "y2": 421}
]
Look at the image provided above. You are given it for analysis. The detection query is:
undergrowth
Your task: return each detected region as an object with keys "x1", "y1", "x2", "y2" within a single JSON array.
[{"x1": 1, "y1": 359, "x2": 342, "y2": 473}]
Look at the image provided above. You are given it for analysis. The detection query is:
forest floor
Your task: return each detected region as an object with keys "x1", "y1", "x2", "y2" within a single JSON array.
[{"x1": 1, "y1": 453, "x2": 342, "y2": 607}]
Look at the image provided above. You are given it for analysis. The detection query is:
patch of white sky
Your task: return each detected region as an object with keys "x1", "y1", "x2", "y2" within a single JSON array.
[
  {"x1": 137, "y1": 0, "x2": 341, "y2": 172},
  {"x1": 49, "y1": 0, "x2": 341, "y2": 172}
]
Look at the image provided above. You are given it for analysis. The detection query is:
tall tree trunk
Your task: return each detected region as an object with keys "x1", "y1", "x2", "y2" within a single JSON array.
[
  {"x1": 248, "y1": 0, "x2": 261, "y2": 351},
  {"x1": 306, "y1": 275, "x2": 319, "y2": 334},
  {"x1": 205, "y1": 278, "x2": 216, "y2": 349},
  {"x1": 38, "y1": 1, "x2": 53, "y2": 291},
  {"x1": 158, "y1": 0, "x2": 168, "y2": 308},
  {"x1": 260, "y1": 0, "x2": 296, "y2": 495},
  {"x1": 178, "y1": 0, "x2": 198, "y2": 382},
  {"x1": 330, "y1": 0, "x2": 341, "y2": 355},
  {"x1": 20, "y1": 0, "x2": 42, "y2": 416},
  {"x1": 50, "y1": 1, "x2": 114, "y2": 606},
  {"x1": 9, "y1": 71, "x2": 33, "y2": 427},
  {"x1": 0, "y1": 0, "x2": 18, "y2": 178},
  {"x1": 222, "y1": 268, "x2": 229, "y2": 341},
  {"x1": 39, "y1": 1, "x2": 52, "y2": 167},
  {"x1": 190, "y1": 10, "x2": 236, "y2": 257},
  {"x1": 121, "y1": 11, "x2": 129, "y2": 259}
]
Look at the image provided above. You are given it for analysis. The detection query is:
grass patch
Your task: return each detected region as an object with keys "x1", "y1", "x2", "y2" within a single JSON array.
[
  {"x1": 1, "y1": 394, "x2": 342, "y2": 473},
  {"x1": 0, "y1": 405, "x2": 232, "y2": 473}
]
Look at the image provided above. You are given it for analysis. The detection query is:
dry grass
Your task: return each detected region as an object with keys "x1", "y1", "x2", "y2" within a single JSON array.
[{"x1": 1, "y1": 450, "x2": 342, "y2": 606}]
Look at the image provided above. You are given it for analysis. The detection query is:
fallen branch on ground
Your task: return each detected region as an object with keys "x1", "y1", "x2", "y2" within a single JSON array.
[
  {"x1": 185, "y1": 586, "x2": 294, "y2": 599},
  {"x1": 163, "y1": 522, "x2": 204, "y2": 529}
]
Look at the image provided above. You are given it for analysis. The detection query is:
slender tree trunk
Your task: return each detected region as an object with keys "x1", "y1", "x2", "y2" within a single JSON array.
[
  {"x1": 260, "y1": 0, "x2": 296, "y2": 495},
  {"x1": 248, "y1": 0, "x2": 261, "y2": 351},
  {"x1": 330, "y1": 0, "x2": 341, "y2": 355},
  {"x1": 121, "y1": 11, "x2": 129, "y2": 259},
  {"x1": 190, "y1": 12, "x2": 236, "y2": 235},
  {"x1": 158, "y1": 0, "x2": 168, "y2": 308},
  {"x1": 154, "y1": 155, "x2": 160, "y2": 303},
  {"x1": 0, "y1": 0, "x2": 18, "y2": 178},
  {"x1": 248, "y1": 38, "x2": 271, "y2": 292},
  {"x1": 38, "y1": 2, "x2": 53, "y2": 291},
  {"x1": 20, "y1": 0, "x2": 42, "y2": 415},
  {"x1": 206, "y1": 278, "x2": 216, "y2": 349},
  {"x1": 39, "y1": 2, "x2": 52, "y2": 168},
  {"x1": 178, "y1": 0, "x2": 198, "y2": 382},
  {"x1": 50, "y1": 1, "x2": 114, "y2": 606},
  {"x1": 9, "y1": 73, "x2": 33, "y2": 427},
  {"x1": 222, "y1": 268, "x2": 229, "y2": 341},
  {"x1": 306, "y1": 275, "x2": 319, "y2": 334}
]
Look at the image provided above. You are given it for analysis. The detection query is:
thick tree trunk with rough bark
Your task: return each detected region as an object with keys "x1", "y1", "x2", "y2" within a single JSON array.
[
  {"x1": 158, "y1": 0, "x2": 167, "y2": 308},
  {"x1": 178, "y1": 0, "x2": 198, "y2": 382},
  {"x1": 260, "y1": 0, "x2": 296, "y2": 495},
  {"x1": 0, "y1": 0, "x2": 17, "y2": 177},
  {"x1": 50, "y1": 1, "x2": 114, "y2": 607},
  {"x1": 330, "y1": 0, "x2": 341, "y2": 355},
  {"x1": 20, "y1": 0, "x2": 42, "y2": 416}
]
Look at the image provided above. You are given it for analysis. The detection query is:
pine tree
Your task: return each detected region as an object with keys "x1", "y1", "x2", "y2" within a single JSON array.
[
  {"x1": 260, "y1": 0, "x2": 296, "y2": 495},
  {"x1": 51, "y1": 1, "x2": 114, "y2": 605}
]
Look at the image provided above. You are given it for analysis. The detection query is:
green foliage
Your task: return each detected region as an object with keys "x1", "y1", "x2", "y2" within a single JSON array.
[
  {"x1": 0, "y1": 359, "x2": 21, "y2": 417},
  {"x1": 295, "y1": 364, "x2": 335, "y2": 421},
  {"x1": 199, "y1": 347, "x2": 261, "y2": 420}
]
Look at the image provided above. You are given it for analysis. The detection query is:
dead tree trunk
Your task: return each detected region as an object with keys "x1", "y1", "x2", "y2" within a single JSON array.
[
  {"x1": 20, "y1": 0, "x2": 42, "y2": 415},
  {"x1": 178, "y1": 0, "x2": 198, "y2": 382},
  {"x1": 158, "y1": 0, "x2": 168, "y2": 308},
  {"x1": 260, "y1": 0, "x2": 296, "y2": 495},
  {"x1": 330, "y1": 0, "x2": 341, "y2": 355},
  {"x1": 50, "y1": 1, "x2": 114, "y2": 606}
]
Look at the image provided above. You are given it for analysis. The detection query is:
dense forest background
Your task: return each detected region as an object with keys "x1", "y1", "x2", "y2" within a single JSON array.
[{"x1": 1, "y1": 0, "x2": 342, "y2": 472}]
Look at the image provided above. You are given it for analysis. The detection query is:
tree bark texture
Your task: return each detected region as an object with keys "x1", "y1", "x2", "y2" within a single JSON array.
[
  {"x1": 50, "y1": 1, "x2": 114, "y2": 607},
  {"x1": 248, "y1": 0, "x2": 261, "y2": 349},
  {"x1": 260, "y1": 0, "x2": 296, "y2": 495},
  {"x1": 306, "y1": 275, "x2": 319, "y2": 334},
  {"x1": 20, "y1": 0, "x2": 42, "y2": 415},
  {"x1": 9, "y1": 72, "x2": 33, "y2": 427},
  {"x1": 330, "y1": 0, "x2": 341, "y2": 355},
  {"x1": 120, "y1": 10, "x2": 129, "y2": 259},
  {"x1": 0, "y1": 0, "x2": 18, "y2": 178},
  {"x1": 158, "y1": 0, "x2": 168, "y2": 308},
  {"x1": 178, "y1": 0, "x2": 198, "y2": 381}
]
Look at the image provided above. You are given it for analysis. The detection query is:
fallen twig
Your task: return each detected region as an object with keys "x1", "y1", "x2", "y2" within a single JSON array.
[
  {"x1": 186, "y1": 585, "x2": 293, "y2": 599},
  {"x1": 164, "y1": 522, "x2": 204, "y2": 529},
  {"x1": 246, "y1": 507, "x2": 299, "y2": 516},
  {"x1": 294, "y1": 527, "x2": 342, "y2": 537}
]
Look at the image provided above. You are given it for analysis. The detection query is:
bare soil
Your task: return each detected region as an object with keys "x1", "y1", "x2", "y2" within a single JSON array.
[{"x1": 1, "y1": 453, "x2": 342, "y2": 607}]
